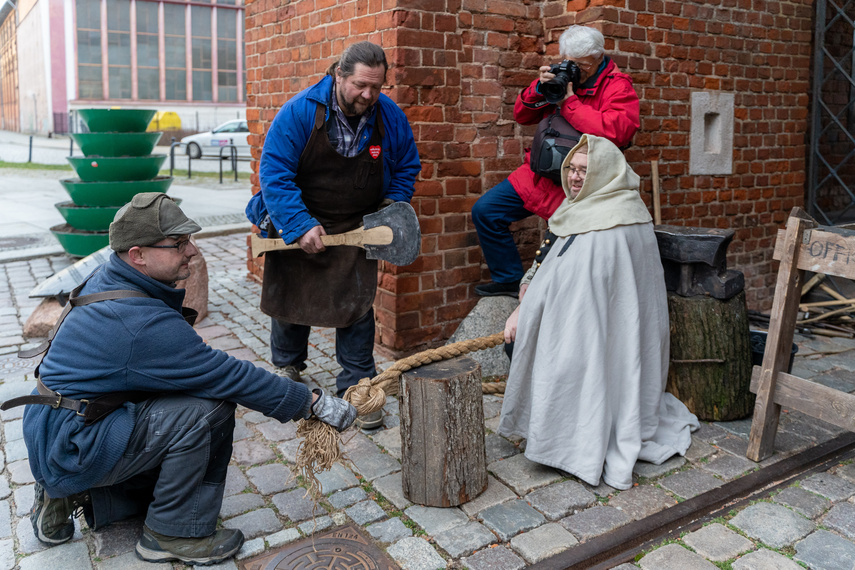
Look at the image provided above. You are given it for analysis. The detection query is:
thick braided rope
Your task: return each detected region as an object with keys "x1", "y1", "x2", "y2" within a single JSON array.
[{"x1": 294, "y1": 332, "x2": 505, "y2": 498}]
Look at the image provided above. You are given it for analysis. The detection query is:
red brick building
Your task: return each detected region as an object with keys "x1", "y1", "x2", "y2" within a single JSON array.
[{"x1": 244, "y1": 0, "x2": 814, "y2": 355}]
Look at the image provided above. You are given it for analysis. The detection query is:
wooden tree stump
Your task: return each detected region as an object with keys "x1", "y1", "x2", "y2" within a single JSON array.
[
  {"x1": 666, "y1": 290, "x2": 753, "y2": 421},
  {"x1": 399, "y1": 356, "x2": 487, "y2": 507}
]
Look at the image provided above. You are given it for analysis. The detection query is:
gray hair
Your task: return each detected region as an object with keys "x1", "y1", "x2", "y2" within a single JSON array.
[
  {"x1": 326, "y1": 41, "x2": 389, "y2": 78},
  {"x1": 558, "y1": 26, "x2": 605, "y2": 60}
]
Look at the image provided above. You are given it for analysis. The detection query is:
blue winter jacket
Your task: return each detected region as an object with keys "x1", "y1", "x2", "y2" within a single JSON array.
[
  {"x1": 247, "y1": 74, "x2": 421, "y2": 243},
  {"x1": 23, "y1": 253, "x2": 312, "y2": 498}
]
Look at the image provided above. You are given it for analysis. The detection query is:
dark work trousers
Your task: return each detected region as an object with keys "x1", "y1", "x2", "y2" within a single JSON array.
[
  {"x1": 270, "y1": 308, "x2": 377, "y2": 398},
  {"x1": 89, "y1": 395, "x2": 236, "y2": 537},
  {"x1": 472, "y1": 178, "x2": 535, "y2": 284}
]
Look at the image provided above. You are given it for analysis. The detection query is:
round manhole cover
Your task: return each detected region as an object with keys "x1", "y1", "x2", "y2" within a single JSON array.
[
  {"x1": 0, "y1": 355, "x2": 39, "y2": 377},
  {"x1": 0, "y1": 236, "x2": 44, "y2": 249}
]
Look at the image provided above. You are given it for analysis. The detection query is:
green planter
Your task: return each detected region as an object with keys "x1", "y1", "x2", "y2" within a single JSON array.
[
  {"x1": 55, "y1": 201, "x2": 120, "y2": 232},
  {"x1": 71, "y1": 132, "x2": 162, "y2": 157},
  {"x1": 67, "y1": 155, "x2": 167, "y2": 182},
  {"x1": 78, "y1": 109, "x2": 157, "y2": 133},
  {"x1": 50, "y1": 224, "x2": 110, "y2": 257},
  {"x1": 59, "y1": 176, "x2": 173, "y2": 207}
]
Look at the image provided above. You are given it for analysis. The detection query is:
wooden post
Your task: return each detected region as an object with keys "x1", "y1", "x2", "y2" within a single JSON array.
[
  {"x1": 651, "y1": 159, "x2": 662, "y2": 225},
  {"x1": 399, "y1": 357, "x2": 487, "y2": 507}
]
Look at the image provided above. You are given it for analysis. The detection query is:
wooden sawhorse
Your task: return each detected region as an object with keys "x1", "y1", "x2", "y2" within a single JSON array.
[{"x1": 748, "y1": 207, "x2": 855, "y2": 461}]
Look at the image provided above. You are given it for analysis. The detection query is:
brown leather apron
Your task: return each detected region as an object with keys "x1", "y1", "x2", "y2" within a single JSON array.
[{"x1": 260, "y1": 102, "x2": 385, "y2": 328}]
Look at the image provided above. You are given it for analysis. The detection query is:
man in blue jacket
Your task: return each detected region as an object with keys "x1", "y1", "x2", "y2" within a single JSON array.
[
  {"x1": 15, "y1": 193, "x2": 356, "y2": 565},
  {"x1": 246, "y1": 41, "x2": 420, "y2": 430}
]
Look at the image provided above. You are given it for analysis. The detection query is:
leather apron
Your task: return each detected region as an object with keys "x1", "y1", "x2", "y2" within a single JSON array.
[{"x1": 260, "y1": 102, "x2": 385, "y2": 328}]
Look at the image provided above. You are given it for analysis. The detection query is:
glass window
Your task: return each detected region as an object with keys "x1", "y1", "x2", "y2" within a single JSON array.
[
  {"x1": 76, "y1": 0, "x2": 102, "y2": 99},
  {"x1": 164, "y1": 3, "x2": 186, "y2": 101},
  {"x1": 136, "y1": 1, "x2": 159, "y2": 100},
  {"x1": 217, "y1": 7, "x2": 237, "y2": 102},
  {"x1": 107, "y1": 0, "x2": 131, "y2": 99},
  {"x1": 190, "y1": 6, "x2": 212, "y2": 101}
]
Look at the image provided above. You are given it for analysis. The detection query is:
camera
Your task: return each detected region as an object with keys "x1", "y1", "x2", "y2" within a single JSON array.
[{"x1": 541, "y1": 60, "x2": 582, "y2": 104}]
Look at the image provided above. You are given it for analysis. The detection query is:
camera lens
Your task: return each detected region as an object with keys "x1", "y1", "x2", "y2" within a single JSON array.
[{"x1": 542, "y1": 75, "x2": 569, "y2": 104}]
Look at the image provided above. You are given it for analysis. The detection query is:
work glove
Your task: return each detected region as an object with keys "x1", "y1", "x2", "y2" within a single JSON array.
[{"x1": 309, "y1": 388, "x2": 357, "y2": 432}]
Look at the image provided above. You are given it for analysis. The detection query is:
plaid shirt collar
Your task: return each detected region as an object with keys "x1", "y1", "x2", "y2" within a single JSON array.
[{"x1": 328, "y1": 80, "x2": 376, "y2": 158}]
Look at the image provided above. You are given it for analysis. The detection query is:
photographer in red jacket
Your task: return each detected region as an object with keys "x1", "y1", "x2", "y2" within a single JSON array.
[{"x1": 472, "y1": 25, "x2": 640, "y2": 297}]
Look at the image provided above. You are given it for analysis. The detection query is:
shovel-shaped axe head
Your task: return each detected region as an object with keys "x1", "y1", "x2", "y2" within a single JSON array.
[{"x1": 363, "y1": 201, "x2": 421, "y2": 266}]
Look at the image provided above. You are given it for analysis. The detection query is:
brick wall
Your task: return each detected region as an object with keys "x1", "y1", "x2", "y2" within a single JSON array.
[{"x1": 245, "y1": 0, "x2": 815, "y2": 355}]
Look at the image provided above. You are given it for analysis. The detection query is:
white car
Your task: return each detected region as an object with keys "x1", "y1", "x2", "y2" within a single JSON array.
[{"x1": 181, "y1": 120, "x2": 250, "y2": 159}]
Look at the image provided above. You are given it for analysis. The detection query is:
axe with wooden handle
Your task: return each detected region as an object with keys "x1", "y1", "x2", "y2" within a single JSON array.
[{"x1": 250, "y1": 201, "x2": 421, "y2": 266}]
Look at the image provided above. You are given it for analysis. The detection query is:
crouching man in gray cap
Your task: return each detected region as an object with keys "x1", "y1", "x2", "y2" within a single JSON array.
[{"x1": 8, "y1": 193, "x2": 356, "y2": 565}]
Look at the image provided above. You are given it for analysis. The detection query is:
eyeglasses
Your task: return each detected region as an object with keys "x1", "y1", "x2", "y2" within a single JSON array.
[
  {"x1": 566, "y1": 166, "x2": 587, "y2": 178},
  {"x1": 143, "y1": 239, "x2": 192, "y2": 253}
]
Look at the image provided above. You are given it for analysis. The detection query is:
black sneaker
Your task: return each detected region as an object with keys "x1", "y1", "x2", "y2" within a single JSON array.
[
  {"x1": 136, "y1": 525, "x2": 245, "y2": 565},
  {"x1": 31, "y1": 483, "x2": 90, "y2": 545},
  {"x1": 475, "y1": 280, "x2": 520, "y2": 297}
]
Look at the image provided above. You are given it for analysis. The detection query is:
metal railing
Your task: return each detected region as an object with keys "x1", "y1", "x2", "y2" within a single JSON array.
[{"x1": 168, "y1": 137, "x2": 249, "y2": 183}]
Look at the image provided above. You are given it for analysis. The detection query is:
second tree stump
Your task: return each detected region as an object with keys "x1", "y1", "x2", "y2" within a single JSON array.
[{"x1": 399, "y1": 356, "x2": 487, "y2": 507}]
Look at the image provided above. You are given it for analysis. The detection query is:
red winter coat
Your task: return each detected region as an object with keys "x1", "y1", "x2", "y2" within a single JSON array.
[{"x1": 507, "y1": 58, "x2": 640, "y2": 219}]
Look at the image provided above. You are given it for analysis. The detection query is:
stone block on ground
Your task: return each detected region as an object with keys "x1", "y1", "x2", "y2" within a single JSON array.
[
  {"x1": 608, "y1": 485, "x2": 677, "y2": 520},
  {"x1": 371, "y1": 472, "x2": 412, "y2": 511},
  {"x1": 447, "y1": 296, "x2": 518, "y2": 377},
  {"x1": 366, "y1": 517, "x2": 412, "y2": 544},
  {"x1": 632, "y1": 455, "x2": 685, "y2": 479},
  {"x1": 800, "y1": 472, "x2": 855, "y2": 502},
  {"x1": 479, "y1": 499, "x2": 546, "y2": 541},
  {"x1": 345, "y1": 500, "x2": 386, "y2": 526},
  {"x1": 682, "y1": 523, "x2": 753, "y2": 561},
  {"x1": 433, "y1": 521, "x2": 496, "y2": 558},
  {"x1": 246, "y1": 463, "x2": 296, "y2": 495},
  {"x1": 699, "y1": 453, "x2": 756, "y2": 480},
  {"x1": 795, "y1": 529, "x2": 855, "y2": 570},
  {"x1": 730, "y1": 502, "x2": 815, "y2": 548},
  {"x1": 638, "y1": 543, "x2": 717, "y2": 570},
  {"x1": 773, "y1": 486, "x2": 831, "y2": 519},
  {"x1": 221, "y1": 508, "x2": 282, "y2": 539},
  {"x1": 525, "y1": 480, "x2": 596, "y2": 521},
  {"x1": 488, "y1": 453, "x2": 562, "y2": 495},
  {"x1": 271, "y1": 489, "x2": 327, "y2": 523},
  {"x1": 404, "y1": 505, "x2": 468, "y2": 536},
  {"x1": 387, "y1": 537, "x2": 447, "y2": 570},
  {"x1": 821, "y1": 501, "x2": 855, "y2": 539},
  {"x1": 732, "y1": 548, "x2": 804, "y2": 570},
  {"x1": 18, "y1": 541, "x2": 91, "y2": 570},
  {"x1": 560, "y1": 506, "x2": 631, "y2": 541},
  {"x1": 509, "y1": 522, "x2": 578, "y2": 564},
  {"x1": 658, "y1": 469, "x2": 722, "y2": 499},
  {"x1": 461, "y1": 545, "x2": 526, "y2": 570},
  {"x1": 485, "y1": 432, "x2": 519, "y2": 464},
  {"x1": 460, "y1": 475, "x2": 517, "y2": 517}
]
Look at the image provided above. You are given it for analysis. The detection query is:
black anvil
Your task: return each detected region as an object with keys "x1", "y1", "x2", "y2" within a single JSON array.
[{"x1": 654, "y1": 225, "x2": 745, "y2": 300}]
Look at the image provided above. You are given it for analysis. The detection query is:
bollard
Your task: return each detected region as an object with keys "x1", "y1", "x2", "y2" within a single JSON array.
[
  {"x1": 28, "y1": 135, "x2": 33, "y2": 162},
  {"x1": 69, "y1": 137, "x2": 74, "y2": 157}
]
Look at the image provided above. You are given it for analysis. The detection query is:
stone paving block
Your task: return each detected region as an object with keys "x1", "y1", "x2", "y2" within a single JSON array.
[
  {"x1": 638, "y1": 543, "x2": 717, "y2": 570},
  {"x1": 610, "y1": 565, "x2": 639, "y2": 570},
  {"x1": 509, "y1": 522, "x2": 578, "y2": 564},
  {"x1": 460, "y1": 475, "x2": 517, "y2": 517},
  {"x1": 485, "y1": 432, "x2": 519, "y2": 464},
  {"x1": 272, "y1": 489, "x2": 327, "y2": 523},
  {"x1": 255, "y1": 420, "x2": 298, "y2": 441},
  {"x1": 241, "y1": 410, "x2": 267, "y2": 424},
  {"x1": 715, "y1": 435, "x2": 749, "y2": 457},
  {"x1": 366, "y1": 517, "x2": 412, "y2": 544},
  {"x1": 773, "y1": 486, "x2": 831, "y2": 519},
  {"x1": 277, "y1": 439, "x2": 301, "y2": 463},
  {"x1": 231, "y1": 440, "x2": 276, "y2": 466},
  {"x1": 328, "y1": 486, "x2": 367, "y2": 509},
  {"x1": 732, "y1": 548, "x2": 803, "y2": 570},
  {"x1": 3, "y1": 419, "x2": 22, "y2": 441},
  {"x1": 246, "y1": 463, "x2": 296, "y2": 495},
  {"x1": 0, "y1": 502, "x2": 8, "y2": 540},
  {"x1": 97, "y1": 551, "x2": 171, "y2": 570},
  {"x1": 220, "y1": 493, "x2": 265, "y2": 519},
  {"x1": 632, "y1": 455, "x2": 685, "y2": 480},
  {"x1": 433, "y1": 520, "x2": 496, "y2": 558},
  {"x1": 483, "y1": 395, "x2": 503, "y2": 419},
  {"x1": 682, "y1": 522, "x2": 753, "y2": 561},
  {"x1": 298, "y1": 515, "x2": 334, "y2": 535},
  {"x1": 316, "y1": 462, "x2": 358, "y2": 495},
  {"x1": 3, "y1": 439, "x2": 27, "y2": 463},
  {"x1": 488, "y1": 453, "x2": 562, "y2": 495},
  {"x1": 659, "y1": 469, "x2": 722, "y2": 500},
  {"x1": 609, "y1": 485, "x2": 677, "y2": 520},
  {"x1": 8, "y1": 459, "x2": 34, "y2": 484},
  {"x1": 371, "y1": 472, "x2": 412, "y2": 510},
  {"x1": 370, "y1": 426, "x2": 402, "y2": 460},
  {"x1": 404, "y1": 504, "x2": 469, "y2": 536},
  {"x1": 232, "y1": 418, "x2": 253, "y2": 441},
  {"x1": 525, "y1": 480, "x2": 596, "y2": 521},
  {"x1": 342, "y1": 431, "x2": 401, "y2": 481},
  {"x1": 773, "y1": 431, "x2": 812, "y2": 455},
  {"x1": 224, "y1": 465, "x2": 250, "y2": 497},
  {"x1": 822, "y1": 501, "x2": 855, "y2": 538},
  {"x1": 387, "y1": 537, "x2": 447, "y2": 569},
  {"x1": 479, "y1": 499, "x2": 546, "y2": 541},
  {"x1": 265, "y1": 528, "x2": 300, "y2": 548},
  {"x1": 18, "y1": 541, "x2": 91, "y2": 570},
  {"x1": 13, "y1": 484, "x2": 33, "y2": 516},
  {"x1": 730, "y1": 501, "x2": 815, "y2": 548},
  {"x1": 92, "y1": 518, "x2": 143, "y2": 558},
  {"x1": 235, "y1": 537, "x2": 265, "y2": 560},
  {"x1": 795, "y1": 529, "x2": 855, "y2": 570},
  {"x1": 345, "y1": 500, "x2": 386, "y2": 526},
  {"x1": 461, "y1": 545, "x2": 526, "y2": 570},
  {"x1": 684, "y1": 439, "x2": 716, "y2": 463},
  {"x1": 801, "y1": 472, "x2": 855, "y2": 502},
  {"x1": 560, "y1": 506, "x2": 631, "y2": 541},
  {"x1": 700, "y1": 453, "x2": 757, "y2": 481},
  {"x1": 222, "y1": 507, "x2": 283, "y2": 539}
]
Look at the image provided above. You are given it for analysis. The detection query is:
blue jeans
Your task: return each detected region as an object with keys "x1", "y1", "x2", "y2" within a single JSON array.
[
  {"x1": 472, "y1": 179, "x2": 534, "y2": 284},
  {"x1": 90, "y1": 396, "x2": 236, "y2": 537},
  {"x1": 271, "y1": 308, "x2": 377, "y2": 397}
]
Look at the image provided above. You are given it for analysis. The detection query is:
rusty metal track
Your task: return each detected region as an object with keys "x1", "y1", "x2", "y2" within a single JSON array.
[{"x1": 531, "y1": 432, "x2": 855, "y2": 570}]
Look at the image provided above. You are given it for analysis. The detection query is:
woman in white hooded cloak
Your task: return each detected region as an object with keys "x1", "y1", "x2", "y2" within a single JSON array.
[{"x1": 498, "y1": 134, "x2": 699, "y2": 490}]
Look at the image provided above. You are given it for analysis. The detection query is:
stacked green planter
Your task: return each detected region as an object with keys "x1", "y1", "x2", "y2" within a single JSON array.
[{"x1": 52, "y1": 109, "x2": 173, "y2": 257}]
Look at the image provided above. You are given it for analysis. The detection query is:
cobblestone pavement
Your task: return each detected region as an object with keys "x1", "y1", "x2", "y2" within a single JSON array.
[{"x1": 2, "y1": 233, "x2": 855, "y2": 569}]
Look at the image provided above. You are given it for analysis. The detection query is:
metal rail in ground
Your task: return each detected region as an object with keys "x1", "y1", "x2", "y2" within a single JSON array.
[{"x1": 531, "y1": 432, "x2": 855, "y2": 569}]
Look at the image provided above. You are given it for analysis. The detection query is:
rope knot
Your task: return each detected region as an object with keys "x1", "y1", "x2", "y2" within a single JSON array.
[{"x1": 344, "y1": 377, "x2": 386, "y2": 415}]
